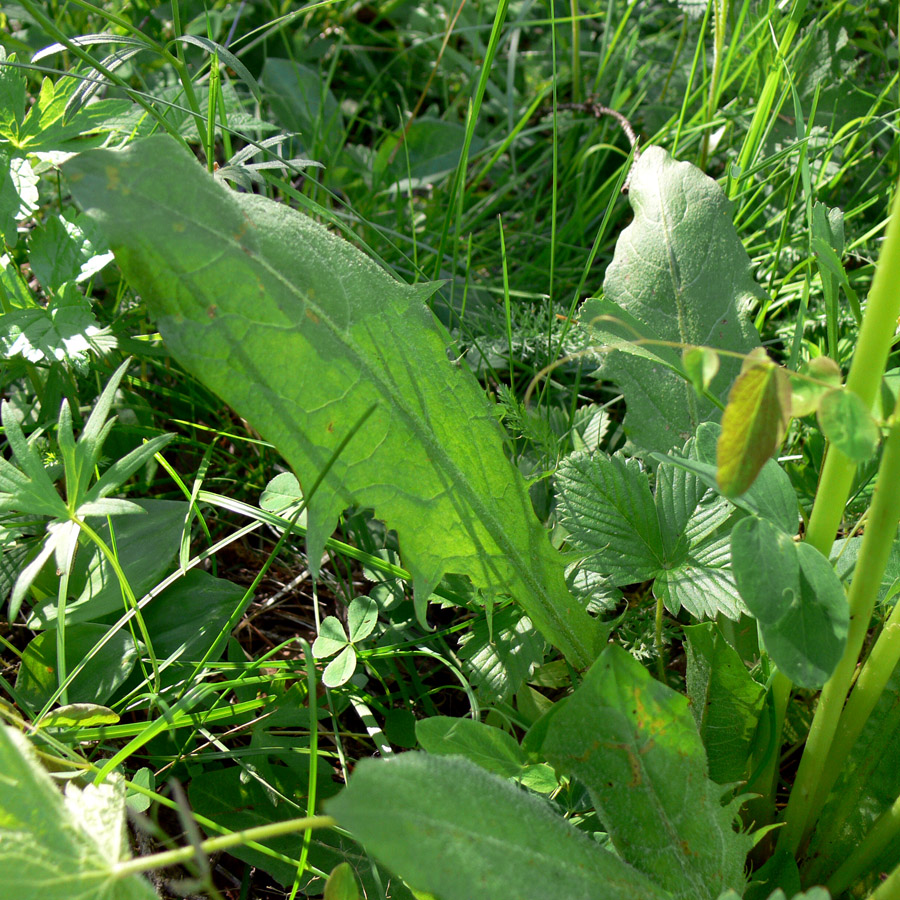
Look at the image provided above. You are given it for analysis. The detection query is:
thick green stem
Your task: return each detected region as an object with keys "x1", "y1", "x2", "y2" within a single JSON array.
[
  {"x1": 827, "y1": 789, "x2": 900, "y2": 896},
  {"x1": 805, "y1": 182, "x2": 900, "y2": 554},
  {"x1": 854, "y1": 850, "x2": 900, "y2": 900},
  {"x1": 803, "y1": 587, "x2": 900, "y2": 846},
  {"x1": 779, "y1": 407, "x2": 900, "y2": 855}
]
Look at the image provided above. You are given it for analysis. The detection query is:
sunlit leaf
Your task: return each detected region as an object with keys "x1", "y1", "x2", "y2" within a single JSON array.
[
  {"x1": 65, "y1": 136, "x2": 599, "y2": 667},
  {"x1": 0, "y1": 726, "x2": 157, "y2": 900},
  {"x1": 581, "y1": 146, "x2": 762, "y2": 453},
  {"x1": 717, "y1": 360, "x2": 791, "y2": 497}
]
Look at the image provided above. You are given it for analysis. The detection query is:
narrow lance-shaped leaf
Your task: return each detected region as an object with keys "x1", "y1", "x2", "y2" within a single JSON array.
[
  {"x1": 581, "y1": 146, "x2": 762, "y2": 454},
  {"x1": 64, "y1": 137, "x2": 599, "y2": 667}
]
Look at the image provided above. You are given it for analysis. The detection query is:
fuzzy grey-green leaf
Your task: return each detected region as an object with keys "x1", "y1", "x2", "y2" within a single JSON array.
[{"x1": 582, "y1": 146, "x2": 762, "y2": 453}]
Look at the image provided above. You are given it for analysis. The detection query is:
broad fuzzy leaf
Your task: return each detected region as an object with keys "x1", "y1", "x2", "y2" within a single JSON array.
[
  {"x1": 0, "y1": 727, "x2": 157, "y2": 900},
  {"x1": 582, "y1": 146, "x2": 761, "y2": 453},
  {"x1": 542, "y1": 645, "x2": 752, "y2": 900},
  {"x1": 64, "y1": 137, "x2": 599, "y2": 667},
  {"x1": 188, "y1": 767, "x2": 409, "y2": 897},
  {"x1": 328, "y1": 753, "x2": 672, "y2": 900}
]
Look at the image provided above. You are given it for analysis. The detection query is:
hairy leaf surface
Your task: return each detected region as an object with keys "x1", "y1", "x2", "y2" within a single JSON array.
[
  {"x1": 581, "y1": 146, "x2": 761, "y2": 453},
  {"x1": 64, "y1": 136, "x2": 598, "y2": 667},
  {"x1": 328, "y1": 753, "x2": 672, "y2": 900},
  {"x1": 542, "y1": 645, "x2": 752, "y2": 900},
  {"x1": 0, "y1": 726, "x2": 157, "y2": 900}
]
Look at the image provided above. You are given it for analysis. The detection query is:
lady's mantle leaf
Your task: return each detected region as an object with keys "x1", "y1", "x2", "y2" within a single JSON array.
[
  {"x1": 327, "y1": 753, "x2": 672, "y2": 900},
  {"x1": 581, "y1": 146, "x2": 761, "y2": 453},
  {"x1": 64, "y1": 136, "x2": 599, "y2": 667},
  {"x1": 0, "y1": 726, "x2": 157, "y2": 900},
  {"x1": 542, "y1": 645, "x2": 752, "y2": 900},
  {"x1": 717, "y1": 358, "x2": 791, "y2": 497}
]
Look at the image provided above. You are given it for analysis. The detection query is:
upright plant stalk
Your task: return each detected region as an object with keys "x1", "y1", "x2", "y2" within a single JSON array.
[
  {"x1": 825, "y1": 786, "x2": 900, "y2": 896},
  {"x1": 781, "y1": 406, "x2": 900, "y2": 853},
  {"x1": 804, "y1": 185, "x2": 900, "y2": 554},
  {"x1": 802, "y1": 522, "x2": 900, "y2": 844}
]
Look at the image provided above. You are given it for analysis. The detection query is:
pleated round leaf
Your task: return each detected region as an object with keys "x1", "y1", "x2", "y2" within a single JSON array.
[{"x1": 817, "y1": 388, "x2": 880, "y2": 462}]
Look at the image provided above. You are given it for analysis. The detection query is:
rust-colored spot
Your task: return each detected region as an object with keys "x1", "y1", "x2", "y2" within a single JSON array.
[
  {"x1": 327, "y1": 422, "x2": 334, "y2": 433},
  {"x1": 306, "y1": 308, "x2": 320, "y2": 324},
  {"x1": 105, "y1": 165, "x2": 119, "y2": 190},
  {"x1": 207, "y1": 305, "x2": 217, "y2": 318},
  {"x1": 173, "y1": 221, "x2": 186, "y2": 233}
]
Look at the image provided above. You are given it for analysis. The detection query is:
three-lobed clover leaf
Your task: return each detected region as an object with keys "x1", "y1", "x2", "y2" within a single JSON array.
[{"x1": 312, "y1": 596, "x2": 379, "y2": 687}]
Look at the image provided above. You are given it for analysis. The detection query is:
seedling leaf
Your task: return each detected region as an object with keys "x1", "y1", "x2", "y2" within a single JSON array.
[
  {"x1": 790, "y1": 357, "x2": 842, "y2": 418},
  {"x1": 717, "y1": 360, "x2": 791, "y2": 497}
]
